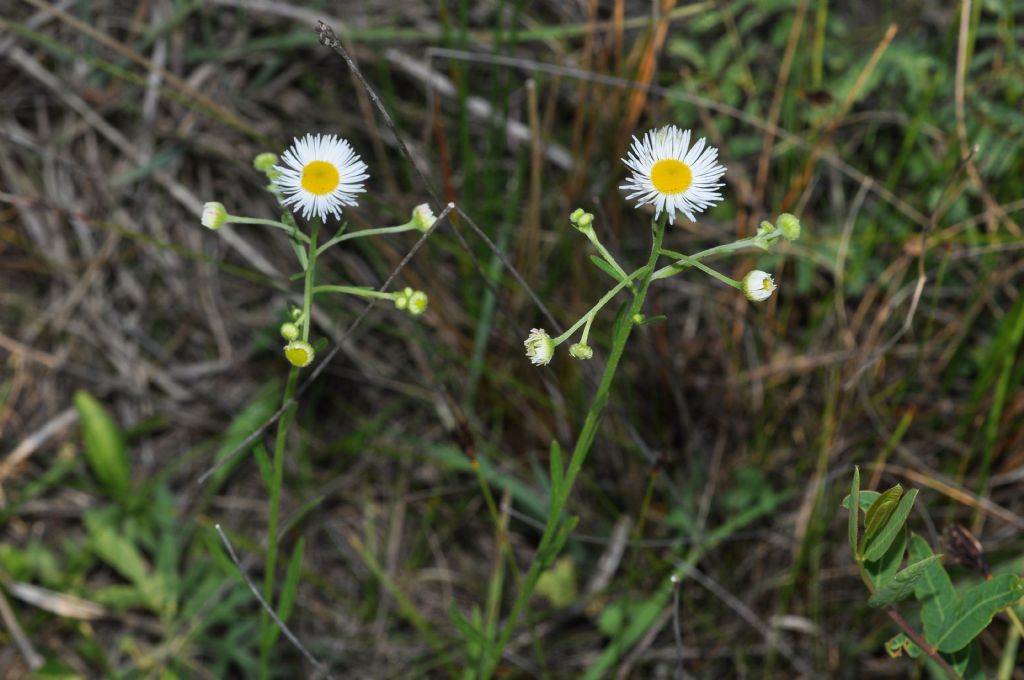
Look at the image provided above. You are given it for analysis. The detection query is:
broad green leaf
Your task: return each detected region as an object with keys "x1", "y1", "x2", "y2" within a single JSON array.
[
  {"x1": 85, "y1": 509, "x2": 169, "y2": 614},
  {"x1": 868, "y1": 554, "x2": 942, "y2": 607},
  {"x1": 865, "y1": 528, "x2": 906, "y2": 589},
  {"x1": 840, "y1": 490, "x2": 880, "y2": 512},
  {"x1": 908, "y1": 534, "x2": 956, "y2": 644},
  {"x1": 848, "y1": 466, "x2": 860, "y2": 556},
  {"x1": 860, "y1": 485, "x2": 902, "y2": 554},
  {"x1": 270, "y1": 538, "x2": 305, "y2": 647},
  {"x1": 536, "y1": 556, "x2": 577, "y2": 608},
  {"x1": 549, "y1": 440, "x2": 563, "y2": 494},
  {"x1": 935, "y1": 574, "x2": 1024, "y2": 653},
  {"x1": 864, "y1": 489, "x2": 918, "y2": 561},
  {"x1": 74, "y1": 391, "x2": 131, "y2": 502}
]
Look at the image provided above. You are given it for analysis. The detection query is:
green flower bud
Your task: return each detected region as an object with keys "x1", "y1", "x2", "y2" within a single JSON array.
[
  {"x1": 570, "y1": 208, "x2": 585, "y2": 223},
  {"x1": 280, "y1": 322, "x2": 299, "y2": 341},
  {"x1": 777, "y1": 213, "x2": 801, "y2": 240},
  {"x1": 569, "y1": 342, "x2": 593, "y2": 360},
  {"x1": 253, "y1": 152, "x2": 278, "y2": 173},
  {"x1": 408, "y1": 291, "x2": 429, "y2": 315}
]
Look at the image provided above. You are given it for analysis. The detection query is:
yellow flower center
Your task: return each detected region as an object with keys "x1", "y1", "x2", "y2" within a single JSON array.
[
  {"x1": 301, "y1": 160, "x2": 340, "y2": 195},
  {"x1": 285, "y1": 345, "x2": 311, "y2": 366},
  {"x1": 650, "y1": 159, "x2": 692, "y2": 194}
]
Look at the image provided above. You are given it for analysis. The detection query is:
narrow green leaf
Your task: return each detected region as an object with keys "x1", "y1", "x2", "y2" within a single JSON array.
[
  {"x1": 864, "y1": 489, "x2": 918, "y2": 561},
  {"x1": 860, "y1": 485, "x2": 902, "y2": 554},
  {"x1": 908, "y1": 534, "x2": 956, "y2": 644},
  {"x1": 549, "y1": 441, "x2": 564, "y2": 494},
  {"x1": 210, "y1": 381, "x2": 279, "y2": 490},
  {"x1": 841, "y1": 489, "x2": 879, "y2": 512},
  {"x1": 868, "y1": 554, "x2": 942, "y2": 607},
  {"x1": 74, "y1": 391, "x2": 131, "y2": 502},
  {"x1": 253, "y1": 443, "x2": 273, "y2": 492},
  {"x1": 589, "y1": 255, "x2": 626, "y2": 283},
  {"x1": 270, "y1": 538, "x2": 305, "y2": 647},
  {"x1": 848, "y1": 466, "x2": 860, "y2": 556},
  {"x1": 865, "y1": 528, "x2": 906, "y2": 589},
  {"x1": 448, "y1": 601, "x2": 487, "y2": 649},
  {"x1": 935, "y1": 574, "x2": 1024, "y2": 653}
]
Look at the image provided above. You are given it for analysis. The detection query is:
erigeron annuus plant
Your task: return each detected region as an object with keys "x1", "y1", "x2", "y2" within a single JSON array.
[
  {"x1": 477, "y1": 125, "x2": 800, "y2": 676},
  {"x1": 200, "y1": 132, "x2": 434, "y2": 679}
]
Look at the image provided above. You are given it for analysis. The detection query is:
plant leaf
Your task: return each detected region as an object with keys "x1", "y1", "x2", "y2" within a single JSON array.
[
  {"x1": 841, "y1": 490, "x2": 879, "y2": 512},
  {"x1": 865, "y1": 528, "x2": 906, "y2": 589},
  {"x1": 864, "y1": 488, "x2": 918, "y2": 561},
  {"x1": 270, "y1": 538, "x2": 305, "y2": 647},
  {"x1": 860, "y1": 485, "x2": 902, "y2": 554},
  {"x1": 549, "y1": 440, "x2": 564, "y2": 495},
  {"x1": 935, "y1": 574, "x2": 1024, "y2": 653},
  {"x1": 589, "y1": 255, "x2": 626, "y2": 283},
  {"x1": 908, "y1": 534, "x2": 956, "y2": 644},
  {"x1": 74, "y1": 391, "x2": 131, "y2": 502},
  {"x1": 868, "y1": 554, "x2": 941, "y2": 607},
  {"x1": 848, "y1": 466, "x2": 860, "y2": 556}
]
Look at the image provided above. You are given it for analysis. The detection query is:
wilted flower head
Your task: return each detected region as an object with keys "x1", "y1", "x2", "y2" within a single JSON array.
[
  {"x1": 201, "y1": 202, "x2": 228, "y2": 230},
  {"x1": 524, "y1": 328, "x2": 554, "y2": 366},
  {"x1": 284, "y1": 340, "x2": 315, "y2": 367},
  {"x1": 620, "y1": 125, "x2": 726, "y2": 224},
  {"x1": 411, "y1": 204, "x2": 437, "y2": 232},
  {"x1": 274, "y1": 134, "x2": 368, "y2": 222},
  {"x1": 742, "y1": 270, "x2": 776, "y2": 302}
]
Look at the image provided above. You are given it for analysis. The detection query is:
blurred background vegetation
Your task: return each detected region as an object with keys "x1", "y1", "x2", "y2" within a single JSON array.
[{"x1": 1, "y1": 0, "x2": 1022, "y2": 677}]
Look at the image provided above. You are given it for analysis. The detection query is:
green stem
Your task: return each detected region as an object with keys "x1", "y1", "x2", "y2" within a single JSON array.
[
  {"x1": 482, "y1": 217, "x2": 667, "y2": 678},
  {"x1": 552, "y1": 268, "x2": 646, "y2": 345},
  {"x1": 587, "y1": 232, "x2": 635, "y2": 292},
  {"x1": 259, "y1": 220, "x2": 318, "y2": 678},
  {"x1": 652, "y1": 236, "x2": 767, "y2": 280},
  {"x1": 259, "y1": 366, "x2": 300, "y2": 679},
  {"x1": 228, "y1": 215, "x2": 310, "y2": 243},
  {"x1": 661, "y1": 250, "x2": 741, "y2": 289},
  {"x1": 300, "y1": 220, "x2": 320, "y2": 341},
  {"x1": 316, "y1": 222, "x2": 419, "y2": 254},
  {"x1": 313, "y1": 284, "x2": 397, "y2": 301}
]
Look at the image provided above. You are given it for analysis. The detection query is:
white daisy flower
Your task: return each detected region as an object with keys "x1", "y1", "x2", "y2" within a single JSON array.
[
  {"x1": 620, "y1": 125, "x2": 726, "y2": 224},
  {"x1": 274, "y1": 134, "x2": 369, "y2": 222},
  {"x1": 524, "y1": 328, "x2": 554, "y2": 366},
  {"x1": 742, "y1": 270, "x2": 777, "y2": 302}
]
